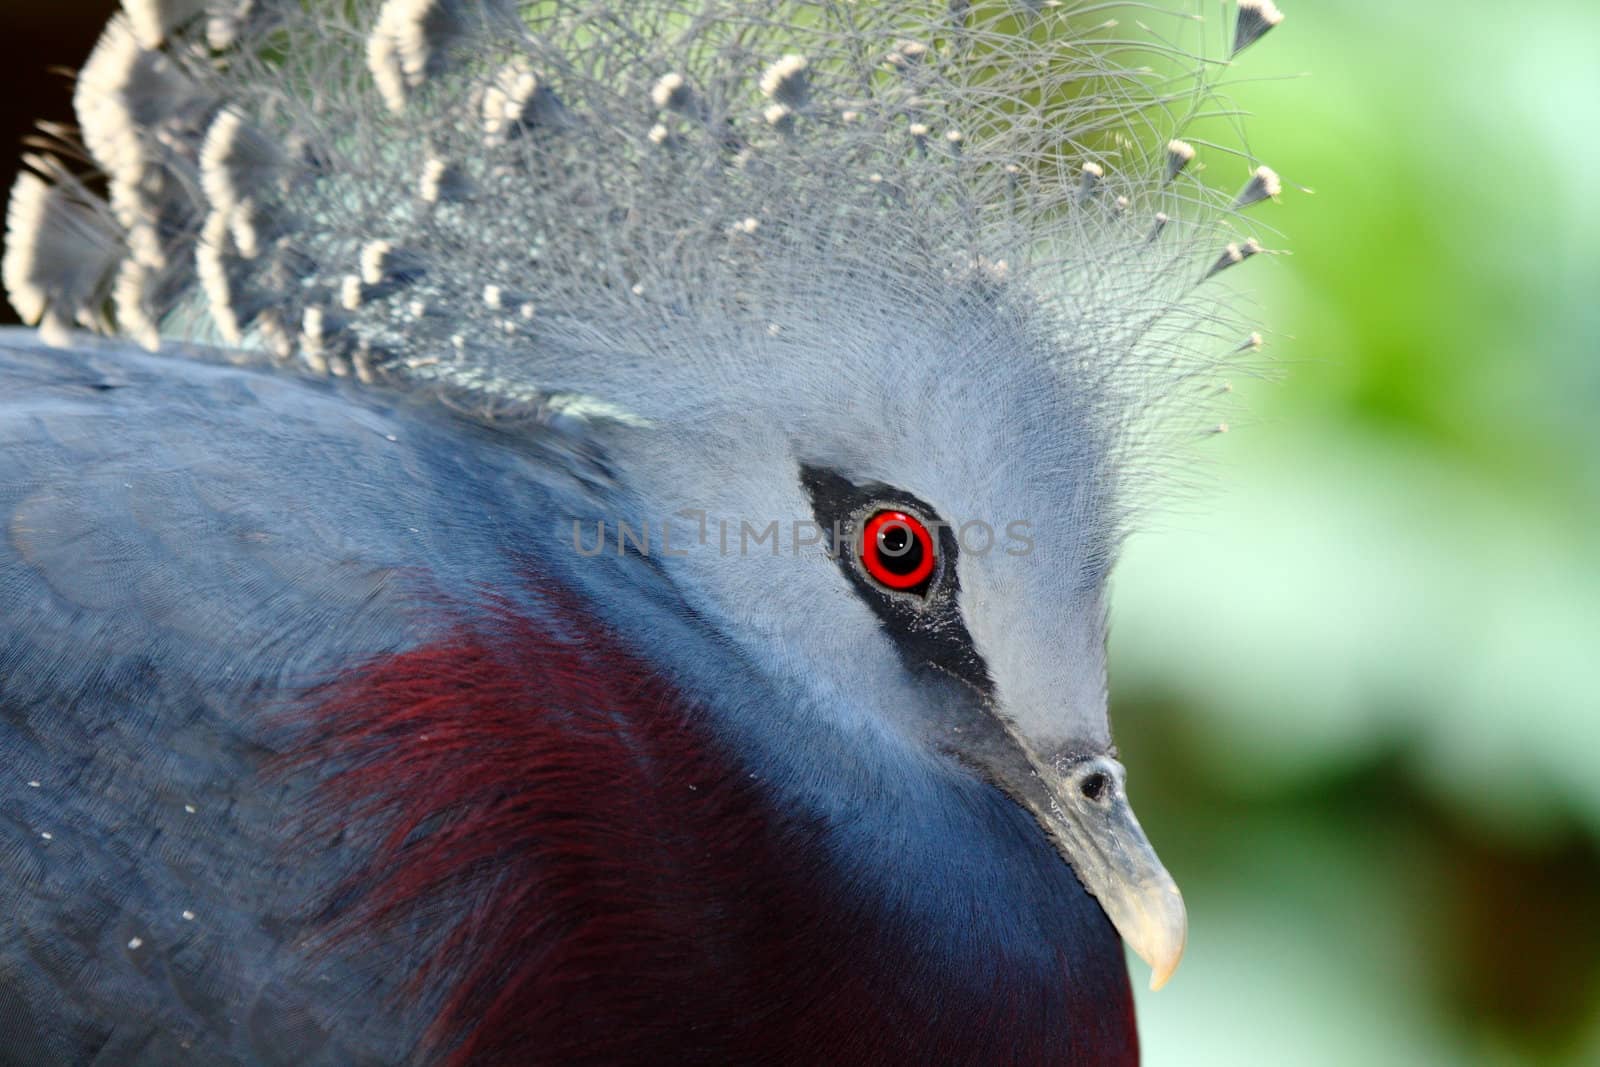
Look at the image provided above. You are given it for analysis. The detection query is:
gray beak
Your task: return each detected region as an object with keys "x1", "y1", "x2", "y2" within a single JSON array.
[{"x1": 1009, "y1": 750, "x2": 1187, "y2": 990}]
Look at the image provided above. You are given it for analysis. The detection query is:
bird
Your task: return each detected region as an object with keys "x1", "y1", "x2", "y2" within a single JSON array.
[{"x1": 0, "y1": 0, "x2": 1287, "y2": 1063}]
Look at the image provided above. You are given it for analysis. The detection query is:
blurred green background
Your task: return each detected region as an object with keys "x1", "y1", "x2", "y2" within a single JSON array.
[
  {"x1": 1110, "y1": 1, "x2": 1600, "y2": 1063},
  {"x1": 1, "y1": 2, "x2": 1595, "y2": 1064}
]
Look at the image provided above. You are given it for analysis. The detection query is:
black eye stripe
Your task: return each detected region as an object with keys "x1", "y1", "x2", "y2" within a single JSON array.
[{"x1": 799, "y1": 464, "x2": 993, "y2": 696}]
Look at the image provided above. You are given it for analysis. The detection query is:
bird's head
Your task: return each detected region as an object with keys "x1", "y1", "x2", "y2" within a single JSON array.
[{"x1": 595, "y1": 284, "x2": 1187, "y2": 989}]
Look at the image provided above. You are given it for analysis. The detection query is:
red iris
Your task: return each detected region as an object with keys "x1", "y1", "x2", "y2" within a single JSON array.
[{"x1": 860, "y1": 510, "x2": 936, "y2": 591}]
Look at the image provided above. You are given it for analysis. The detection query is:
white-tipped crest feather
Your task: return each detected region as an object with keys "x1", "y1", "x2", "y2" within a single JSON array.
[
  {"x1": 3, "y1": 168, "x2": 121, "y2": 346},
  {"x1": 1164, "y1": 140, "x2": 1196, "y2": 184},
  {"x1": 122, "y1": 0, "x2": 205, "y2": 49},
  {"x1": 368, "y1": 0, "x2": 472, "y2": 114},
  {"x1": 1234, "y1": 0, "x2": 1286, "y2": 55}
]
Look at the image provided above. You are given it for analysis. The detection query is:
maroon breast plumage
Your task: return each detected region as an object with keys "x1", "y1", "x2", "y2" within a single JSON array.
[{"x1": 299, "y1": 589, "x2": 1137, "y2": 1066}]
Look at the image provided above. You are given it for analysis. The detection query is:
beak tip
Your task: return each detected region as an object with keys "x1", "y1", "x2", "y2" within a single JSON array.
[
  {"x1": 1130, "y1": 888, "x2": 1187, "y2": 992},
  {"x1": 1147, "y1": 954, "x2": 1180, "y2": 991}
]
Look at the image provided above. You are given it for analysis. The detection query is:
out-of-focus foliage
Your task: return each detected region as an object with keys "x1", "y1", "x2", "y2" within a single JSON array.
[
  {"x1": 1, "y1": 1, "x2": 1594, "y2": 1063},
  {"x1": 1112, "y1": 0, "x2": 1600, "y2": 1062}
]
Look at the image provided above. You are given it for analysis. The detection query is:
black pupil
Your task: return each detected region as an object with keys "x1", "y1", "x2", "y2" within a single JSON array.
[{"x1": 876, "y1": 521, "x2": 924, "y2": 576}]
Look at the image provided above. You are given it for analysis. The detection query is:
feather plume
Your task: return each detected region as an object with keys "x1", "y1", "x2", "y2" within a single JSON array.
[{"x1": 6, "y1": 0, "x2": 1289, "y2": 476}]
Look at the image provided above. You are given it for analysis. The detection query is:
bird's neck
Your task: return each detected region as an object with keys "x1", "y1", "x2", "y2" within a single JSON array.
[{"x1": 300, "y1": 584, "x2": 1135, "y2": 1065}]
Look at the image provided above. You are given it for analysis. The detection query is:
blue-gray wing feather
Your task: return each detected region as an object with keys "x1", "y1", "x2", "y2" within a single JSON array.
[{"x1": 0, "y1": 331, "x2": 592, "y2": 1065}]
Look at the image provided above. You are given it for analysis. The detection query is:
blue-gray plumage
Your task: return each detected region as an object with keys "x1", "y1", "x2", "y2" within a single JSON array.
[
  {"x1": 0, "y1": 333, "x2": 558, "y2": 1062},
  {"x1": 0, "y1": 332, "x2": 1135, "y2": 1063},
  {"x1": 0, "y1": 0, "x2": 1293, "y2": 1061}
]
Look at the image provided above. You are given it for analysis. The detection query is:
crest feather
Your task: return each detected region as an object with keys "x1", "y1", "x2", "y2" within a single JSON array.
[{"x1": 6, "y1": 0, "x2": 1289, "y2": 459}]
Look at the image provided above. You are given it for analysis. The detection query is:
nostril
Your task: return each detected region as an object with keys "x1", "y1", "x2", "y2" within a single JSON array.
[{"x1": 1079, "y1": 771, "x2": 1108, "y2": 803}]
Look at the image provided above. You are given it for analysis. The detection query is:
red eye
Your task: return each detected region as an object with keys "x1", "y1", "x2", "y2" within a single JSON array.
[{"x1": 860, "y1": 510, "x2": 937, "y2": 591}]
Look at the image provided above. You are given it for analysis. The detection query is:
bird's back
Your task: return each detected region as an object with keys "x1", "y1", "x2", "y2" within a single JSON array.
[{"x1": 0, "y1": 332, "x2": 540, "y2": 1062}]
